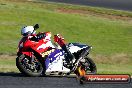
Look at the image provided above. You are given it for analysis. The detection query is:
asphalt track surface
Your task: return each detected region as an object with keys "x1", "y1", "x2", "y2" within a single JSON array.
[
  {"x1": 46, "y1": 0, "x2": 132, "y2": 11},
  {"x1": 0, "y1": 73, "x2": 131, "y2": 88}
]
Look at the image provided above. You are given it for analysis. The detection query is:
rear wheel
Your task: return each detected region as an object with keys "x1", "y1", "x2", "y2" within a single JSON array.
[
  {"x1": 16, "y1": 54, "x2": 43, "y2": 77},
  {"x1": 76, "y1": 56, "x2": 97, "y2": 84},
  {"x1": 84, "y1": 56, "x2": 97, "y2": 74}
]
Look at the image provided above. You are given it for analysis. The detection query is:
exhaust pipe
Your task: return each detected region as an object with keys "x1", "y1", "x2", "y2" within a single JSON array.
[{"x1": 80, "y1": 46, "x2": 92, "y2": 58}]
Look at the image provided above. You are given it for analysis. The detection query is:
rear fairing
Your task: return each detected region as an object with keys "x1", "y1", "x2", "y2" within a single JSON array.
[{"x1": 67, "y1": 43, "x2": 89, "y2": 53}]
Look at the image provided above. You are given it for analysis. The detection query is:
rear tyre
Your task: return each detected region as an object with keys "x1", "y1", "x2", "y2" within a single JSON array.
[
  {"x1": 16, "y1": 54, "x2": 43, "y2": 77},
  {"x1": 76, "y1": 57, "x2": 97, "y2": 84},
  {"x1": 84, "y1": 56, "x2": 97, "y2": 74}
]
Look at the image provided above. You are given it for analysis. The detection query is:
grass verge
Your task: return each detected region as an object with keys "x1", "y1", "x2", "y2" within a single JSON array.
[
  {"x1": 0, "y1": 55, "x2": 18, "y2": 73},
  {"x1": 0, "y1": 55, "x2": 132, "y2": 75}
]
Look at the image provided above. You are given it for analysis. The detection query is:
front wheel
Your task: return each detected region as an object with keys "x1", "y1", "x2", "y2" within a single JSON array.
[{"x1": 16, "y1": 54, "x2": 43, "y2": 77}]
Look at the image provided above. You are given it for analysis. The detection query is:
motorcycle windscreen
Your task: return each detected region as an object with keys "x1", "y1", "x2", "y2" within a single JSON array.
[{"x1": 45, "y1": 49, "x2": 65, "y2": 72}]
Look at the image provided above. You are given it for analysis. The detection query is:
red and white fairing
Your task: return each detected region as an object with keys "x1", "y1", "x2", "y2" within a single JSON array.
[
  {"x1": 37, "y1": 32, "x2": 55, "y2": 51},
  {"x1": 18, "y1": 32, "x2": 55, "y2": 57}
]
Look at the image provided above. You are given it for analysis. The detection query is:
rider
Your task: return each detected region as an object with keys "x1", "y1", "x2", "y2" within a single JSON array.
[
  {"x1": 21, "y1": 24, "x2": 74, "y2": 66},
  {"x1": 21, "y1": 24, "x2": 46, "y2": 42}
]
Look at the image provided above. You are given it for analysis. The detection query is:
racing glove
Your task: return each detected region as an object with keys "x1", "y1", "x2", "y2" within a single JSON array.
[{"x1": 30, "y1": 33, "x2": 46, "y2": 41}]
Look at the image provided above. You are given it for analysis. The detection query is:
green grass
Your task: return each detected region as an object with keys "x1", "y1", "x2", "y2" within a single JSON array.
[{"x1": 0, "y1": 0, "x2": 132, "y2": 74}]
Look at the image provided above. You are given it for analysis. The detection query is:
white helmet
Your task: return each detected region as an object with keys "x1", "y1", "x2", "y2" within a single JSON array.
[{"x1": 21, "y1": 26, "x2": 36, "y2": 36}]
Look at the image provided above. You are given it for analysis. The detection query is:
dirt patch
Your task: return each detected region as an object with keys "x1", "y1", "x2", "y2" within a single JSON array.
[
  {"x1": 0, "y1": 55, "x2": 16, "y2": 59},
  {"x1": 3, "y1": 0, "x2": 34, "y2": 3},
  {"x1": 6, "y1": 0, "x2": 27, "y2": 1},
  {"x1": 91, "y1": 53, "x2": 132, "y2": 64},
  {"x1": 57, "y1": 8, "x2": 132, "y2": 21}
]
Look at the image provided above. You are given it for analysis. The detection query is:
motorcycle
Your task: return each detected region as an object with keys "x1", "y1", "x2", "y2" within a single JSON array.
[{"x1": 16, "y1": 24, "x2": 97, "y2": 77}]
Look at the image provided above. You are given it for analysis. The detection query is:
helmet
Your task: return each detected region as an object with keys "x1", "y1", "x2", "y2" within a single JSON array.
[{"x1": 21, "y1": 26, "x2": 36, "y2": 36}]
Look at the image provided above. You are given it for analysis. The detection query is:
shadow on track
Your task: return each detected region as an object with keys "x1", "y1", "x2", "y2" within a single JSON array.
[
  {"x1": 0, "y1": 72, "x2": 75, "y2": 78},
  {"x1": 0, "y1": 72, "x2": 25, "y2": 77}
]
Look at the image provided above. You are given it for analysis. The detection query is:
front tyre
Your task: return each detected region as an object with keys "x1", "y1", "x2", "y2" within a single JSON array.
[{"x1": 16, "y1": 54, "x2": 43, "y2": 77}]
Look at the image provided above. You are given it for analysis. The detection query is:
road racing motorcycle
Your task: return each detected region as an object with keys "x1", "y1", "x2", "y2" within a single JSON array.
[{"x1": 16, "y1": 24, "x2": 97, "y2": 77}]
